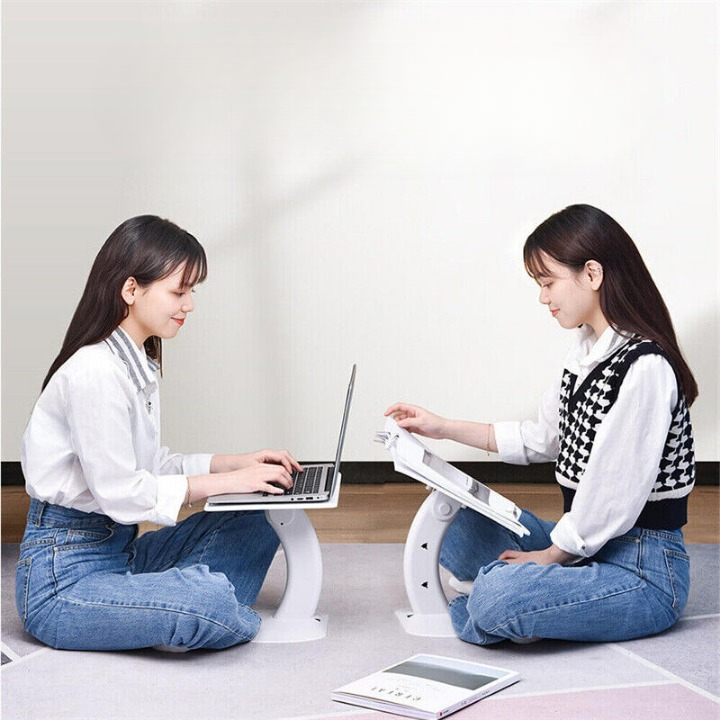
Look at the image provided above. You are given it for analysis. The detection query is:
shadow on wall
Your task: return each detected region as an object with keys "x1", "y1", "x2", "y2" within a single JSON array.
[
  {"x1": 139, "y1": 2, "x2": 377, "y2": 450},
  {"x1": 212, "y1": 152, "x2": 364, "y2": 444}
]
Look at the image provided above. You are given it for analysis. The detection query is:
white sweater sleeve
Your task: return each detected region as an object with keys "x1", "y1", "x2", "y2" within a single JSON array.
[{"x1": 493, "y1": 379, "x2": 562, "y2": 465}]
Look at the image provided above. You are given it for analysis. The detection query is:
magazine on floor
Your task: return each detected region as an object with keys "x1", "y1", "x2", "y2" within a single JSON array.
[
  {"x1": 375, "y1": 417, "x2": 529, "y2": 536},
  {"x1": 331, "y1": 653, "x2": 520, "y2": 719}
]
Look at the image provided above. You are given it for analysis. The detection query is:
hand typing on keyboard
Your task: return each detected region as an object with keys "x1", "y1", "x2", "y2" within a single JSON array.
[
  {"x1": 202, "y1": 449, "x2": 303, "y2": 499},
  {"x1": 260, "y1": 466, "x2": 327, "y2": 497},
  {"x1": 268, "y1": 481, "x2": 292, "y2": 494}
]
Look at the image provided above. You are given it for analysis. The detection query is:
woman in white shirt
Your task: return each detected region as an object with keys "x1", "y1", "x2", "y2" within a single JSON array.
[
  {"x1": 17, "y1": 215, "x2": 303, "y2": 652},
  {"x1": 387, "y1": 204, "x2": 698, "y2": 645}
]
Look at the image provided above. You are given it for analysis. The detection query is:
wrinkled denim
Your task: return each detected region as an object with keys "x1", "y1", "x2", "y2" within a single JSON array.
[
  {"x1": 16, "y1": 499, "x2": 279, "y2": 651},
  {"x1": 440, "y1": 507, "x2": 690, "y2": 645}
]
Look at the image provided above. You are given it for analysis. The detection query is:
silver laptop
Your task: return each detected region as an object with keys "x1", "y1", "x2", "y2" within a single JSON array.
[{"x1": 205, "y1": 364, "x2": 356, "y2": 507}]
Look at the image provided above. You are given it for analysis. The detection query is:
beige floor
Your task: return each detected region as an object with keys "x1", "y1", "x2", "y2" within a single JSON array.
[{"x1": 3, "y1": 483, "x2": 718, "y2": 544}]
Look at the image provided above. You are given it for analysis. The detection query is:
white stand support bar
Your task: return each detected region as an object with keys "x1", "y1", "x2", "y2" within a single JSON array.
[
  {"x1": 396, "y1": 489, "x2": 462, "y2": 637},
  {"x1": 253, "y1": 509, "x2": 327, "y2": 643}
]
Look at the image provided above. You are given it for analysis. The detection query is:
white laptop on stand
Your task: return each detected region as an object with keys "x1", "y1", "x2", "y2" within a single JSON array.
[
  {"x1": 205, "y1": 364, "x2": 355, "y2": 512},
  {"x1": 203, "y1": 365, "x2": 356, "y2": 643}
]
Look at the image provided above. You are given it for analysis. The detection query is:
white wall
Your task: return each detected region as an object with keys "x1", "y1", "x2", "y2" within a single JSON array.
[{"x1": 3, "y1": 1, "x2": 717, "y2": 463}]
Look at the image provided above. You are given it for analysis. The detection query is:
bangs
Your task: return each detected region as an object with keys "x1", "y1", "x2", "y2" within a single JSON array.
[
  {"x1": 179, "y1": 254, "x2": 207, "y2": 287},
  {"x1": 161, "y1": 248, "x2": 208, "y2": 289},
  {"x1": 523, "y1": 244, "x2": 554, "y2": 281}
]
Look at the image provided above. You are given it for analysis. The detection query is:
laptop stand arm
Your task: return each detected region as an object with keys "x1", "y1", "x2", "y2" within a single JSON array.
[
  {"x1": 396, "y1": 489, "x2": 462, "y2": 637},
  {"x1": 253, "y1": 508, "x2": 327, "y2": 642},
  {"x1": 266, "y1": 508, "x2": 323, "y2": 619}
]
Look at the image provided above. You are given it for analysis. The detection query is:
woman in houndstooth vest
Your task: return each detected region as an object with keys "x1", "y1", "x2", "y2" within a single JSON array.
[{"x1": 386, "y1": 204, "x2": 698, "y2": 645}]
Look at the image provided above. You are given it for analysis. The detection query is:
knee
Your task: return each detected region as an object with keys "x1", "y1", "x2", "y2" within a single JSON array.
[
  {"x1": 170, "y1": 607, "x2": 261, "y2": 650},
  {"x1": 173, "y1": 566, "x2": 262, "y2": 648},
  {"x1": 466, "y1": 562, "x2": 519, "y2": 630},
  {"x1": 176, "y1": 602, "x2": 261, "y2": 649}
]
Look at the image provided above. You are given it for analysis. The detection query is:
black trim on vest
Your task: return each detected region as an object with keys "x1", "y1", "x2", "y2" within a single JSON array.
[
  {"x1": 565, "y1": 340, "x2": 669, "y2": 414},
  {"x1": 561, "y1": 486, "x2": 688, "y2": 530}
]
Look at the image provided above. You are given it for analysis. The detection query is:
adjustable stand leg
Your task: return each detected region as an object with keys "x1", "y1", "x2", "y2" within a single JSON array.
[
  {"x1": 395, "y1": 490, "x2": 461, "y2": 637},
  {"x1": 253, "y1": 509, "x2": 327, "y2": 643}
]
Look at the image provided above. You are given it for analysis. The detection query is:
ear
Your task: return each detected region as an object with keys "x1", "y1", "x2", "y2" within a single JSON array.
[
  {"x1": 121, "y1": 277, "x2": 138, "y2": 306},
  {"x1": 584, "y1": 261, "x2": 603, "y2": 290}
]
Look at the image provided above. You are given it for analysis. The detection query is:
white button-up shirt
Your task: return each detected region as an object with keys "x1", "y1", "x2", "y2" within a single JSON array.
[
  {"x1": 493, "y1": 325, "x2": 679, "y2": 558},
  {"x1": 21, "y1": 327, "x2": 212, "y2": 526}
]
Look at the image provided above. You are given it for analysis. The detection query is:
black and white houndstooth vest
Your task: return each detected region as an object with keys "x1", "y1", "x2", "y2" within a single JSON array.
[{"x1": 556, "y1": 337, "x2": 695, "y2": 530}]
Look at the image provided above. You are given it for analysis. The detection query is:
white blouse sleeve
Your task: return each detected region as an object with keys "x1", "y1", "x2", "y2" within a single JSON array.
[
  {"x1": 493, "y1": 378, "x2": 562, "y2": 465},
  {"x1": 550, "y1": 354, "x2": 678, "y2": 557},
  {"x1": 153, "y1": 446, "x2": 213, "y2": 478},
  {"x1": 64, "y1": 361, "x2": 187, "y2": 526}
]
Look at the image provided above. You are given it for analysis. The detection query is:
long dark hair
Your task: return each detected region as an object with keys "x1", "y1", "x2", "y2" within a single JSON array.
[
  {"x1": 43, "y1": 215, "x2": 207, "y2": 390},
  {"x1": 523, "y1": 204, "x2": 697, "y2": 405}
]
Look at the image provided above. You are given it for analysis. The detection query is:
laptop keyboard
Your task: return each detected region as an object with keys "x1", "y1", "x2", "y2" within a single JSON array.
[
  {"x1": 262, "y1": 465, "x2": 333, "y2": 497},
  {"x1": 288, "y1": 466, "x2": 326, "y2": 495}
]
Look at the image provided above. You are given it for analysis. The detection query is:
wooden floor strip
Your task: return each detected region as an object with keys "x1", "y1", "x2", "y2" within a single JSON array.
[{"x1": 2, "y1": 484, "x2": 718, "y2": 544}]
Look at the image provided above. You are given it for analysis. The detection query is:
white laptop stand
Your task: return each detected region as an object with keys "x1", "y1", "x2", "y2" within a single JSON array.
[
  {"x1": 395, "y1": 489, "x2": 462, "y2": 637},
  {"x1": 254, "y1": 508, "x2": 328, "y2": 643},
  {"x1": 377, "y1": 418, "x2": 527, "y2": 638},
  {"x1": 206, "y1": 471, "x2": 342, "y2": 643}
]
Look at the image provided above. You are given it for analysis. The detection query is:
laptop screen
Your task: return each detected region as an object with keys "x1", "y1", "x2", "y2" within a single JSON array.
[{"x1": 329, "y1": 364, "x2": 356, "y2": 485}]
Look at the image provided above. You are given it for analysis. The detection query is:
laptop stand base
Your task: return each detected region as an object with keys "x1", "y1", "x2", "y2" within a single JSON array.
[
  {"x1": 254, "y1": 614, "x2": 328, "y2": 643},
  {"x1": 253, "y1": 508, "x2": 327, "y2": 643},
  {"x1": 395, "y1": 489, "x2": 462, "y2": 638},
  {"x1": 395, "y1": 609, "x2": 456, "y2": 637}
]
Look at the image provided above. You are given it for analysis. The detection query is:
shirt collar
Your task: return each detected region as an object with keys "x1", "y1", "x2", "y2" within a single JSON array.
[
  {"x1": 105, "y1": 327, "x2": 159, "y2": 393},
  {"x1": 565, "y1": 324, "x2": 631, "y2": 374}
]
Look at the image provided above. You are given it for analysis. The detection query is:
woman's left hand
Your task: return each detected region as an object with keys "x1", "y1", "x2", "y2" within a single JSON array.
[
  {"x1": 248, "y1": 449, "x2": 303, "y2": 474},
  {"x1": 212, "y1": 450, "x2": 303, "y2": 475},
  {"x1": 498, "y1": 546, "x2": 576, "y2": 566}
]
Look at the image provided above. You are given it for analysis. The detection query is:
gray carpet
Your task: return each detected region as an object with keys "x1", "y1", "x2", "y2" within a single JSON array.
[{"x1": 2, "y1": 542, "x2": 718, "y2": 719}]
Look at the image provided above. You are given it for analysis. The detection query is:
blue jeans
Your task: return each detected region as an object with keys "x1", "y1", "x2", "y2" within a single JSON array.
[
  {"x1": 440, "y1": 507, "x2": 690, "y2": 645},
  {"x1": 15, "y1": 499, "x2": 280, "y2": 651}
]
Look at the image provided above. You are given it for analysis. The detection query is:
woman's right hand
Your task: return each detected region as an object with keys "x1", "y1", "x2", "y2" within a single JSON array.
[
  {"x1": 219, "y1": 463, "x2": 294, "y2": 496},
  {"x1": 188, "y1": 463, "x2": 295, "y2": 507},
  {"x1": 384, "y1": 402, "x2": 449, "y2": 439}
]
